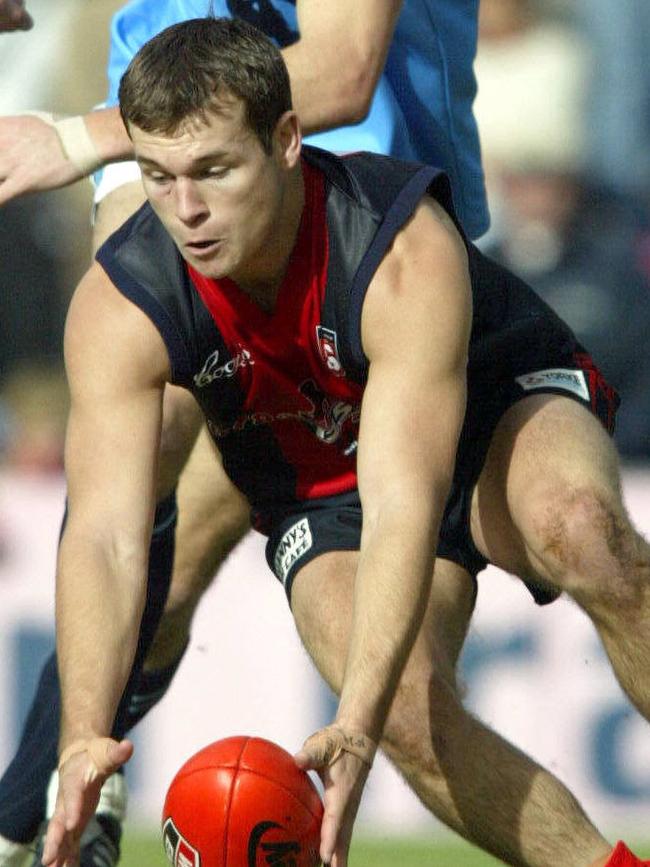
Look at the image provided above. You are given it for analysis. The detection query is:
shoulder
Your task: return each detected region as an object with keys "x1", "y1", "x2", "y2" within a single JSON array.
[
  {"x1": 377, "y1": 196, "x2": 468, "y2": 291},
  {"x1": 361, "y1": 197, "x2": 471, "y2": 363},
  {"x1": 65, "y1": 262, "x2": 171, "y2": 386}
]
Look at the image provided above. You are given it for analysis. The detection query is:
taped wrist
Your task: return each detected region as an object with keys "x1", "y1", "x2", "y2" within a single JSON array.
[
  {"x1": 58, "y1": 738, "x2": 117, "y2": 777},
  {"x1": 25, "y1": 111, "x2": 102, "y2": 175},
  {"x1": 304, "y1": 724, "x2": 377, "y2": 767}
]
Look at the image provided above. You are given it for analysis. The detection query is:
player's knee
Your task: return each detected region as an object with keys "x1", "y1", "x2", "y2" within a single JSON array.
[{"x1": 532, "y1": 484, "x2": 647, "y2": 606}]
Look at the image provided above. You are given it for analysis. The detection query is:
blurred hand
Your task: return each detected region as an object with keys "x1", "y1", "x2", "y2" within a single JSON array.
[
  {"x1": 295, "y1": 725, "x2": 375, "y2": 866},
  {"x1": 0, "y1": 114, "x2": 84, "y2": 206},
  {"x1": 0, "y1": 0, "x2": 32, "y2": 32},
  {"x1": 41, "y1": 737, "x2": 133, "y2": 867}
]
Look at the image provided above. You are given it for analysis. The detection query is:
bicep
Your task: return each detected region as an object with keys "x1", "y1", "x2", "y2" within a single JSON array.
[
  {"x1": 357, "y1": 201, "x2": 471, "y2": 516},
  {"x1": 63, "y1": 264, "x2": 170, "y2": 541}
]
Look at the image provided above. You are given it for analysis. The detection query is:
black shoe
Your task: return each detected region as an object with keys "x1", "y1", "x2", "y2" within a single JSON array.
[{"x1": 29, "y1": 815, "x2": 121, "y2": 867}]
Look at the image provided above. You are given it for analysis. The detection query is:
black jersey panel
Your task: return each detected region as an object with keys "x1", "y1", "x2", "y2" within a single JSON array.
[
  {"x1": 217, "y1": 424, "x2": 299, "y2": 527},
  {"x1": 466, "y1": 246, "x2": 578, "y2": 378},
  {"x1": 96, "y1": 245, "x2": 193, "y2": 384},
  {"x1": 96, "y1": 203, "x2": 213, "y2": 387}
]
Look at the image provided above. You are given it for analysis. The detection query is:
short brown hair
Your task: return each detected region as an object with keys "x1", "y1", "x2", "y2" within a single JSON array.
[{"x1": 118, "y1": 17, "x2": 292, "y2": 153}]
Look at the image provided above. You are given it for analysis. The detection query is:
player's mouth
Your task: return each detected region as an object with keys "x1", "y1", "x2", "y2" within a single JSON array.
[{"x1": 186, "y1": 239, "x2": 222, "y2": 257}]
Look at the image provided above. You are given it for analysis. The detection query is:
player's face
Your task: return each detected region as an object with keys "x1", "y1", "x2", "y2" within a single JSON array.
[{"x1": 131, "y1": 98, "x2": 301, "y2": 288}]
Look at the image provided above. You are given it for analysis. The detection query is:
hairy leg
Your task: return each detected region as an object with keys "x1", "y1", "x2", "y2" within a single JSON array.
[
  {"x1": 143, "y1": 426, "x2": 250, "y2": 670},
  {"x1": 471, "y1": 394, "x2": 650, "y2": 720},
  {"x1": 291, "y1": 552, "x2": 610, "y2": 867}
]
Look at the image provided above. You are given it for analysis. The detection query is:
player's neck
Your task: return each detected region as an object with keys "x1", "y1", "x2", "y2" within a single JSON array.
[{"x1": 234, "y1": 166, "x2": 305, "y2": 311}]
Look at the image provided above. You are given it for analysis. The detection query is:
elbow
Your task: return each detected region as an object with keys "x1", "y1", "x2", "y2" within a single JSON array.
[{"x1": 332, "y1": 56, "x2": 380, "y2": 126}]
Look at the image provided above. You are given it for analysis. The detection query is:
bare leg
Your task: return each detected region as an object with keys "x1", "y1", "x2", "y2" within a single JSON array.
[
  {"x1": 471, "y1": 394, "x2": 650, "y2": 720},
  {"x1": 291, "y1": 552, "x2": 611, "y2": 867},
  {"x1": 143, "y1": 426, "x2": 250, "y2": 670}
]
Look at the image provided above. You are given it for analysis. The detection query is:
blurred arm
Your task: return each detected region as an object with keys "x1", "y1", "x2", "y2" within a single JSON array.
[{"x1": 0, "y1": 0, "x2": 403, "y2": 203}]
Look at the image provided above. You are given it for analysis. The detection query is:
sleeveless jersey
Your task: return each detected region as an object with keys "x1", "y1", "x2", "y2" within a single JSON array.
[
  {"x1": 104, "y1": 0, "x2": 488, "y2": 238},
  {"x1": 96, "y1": 146, "x2": 575, "y2": 532}
]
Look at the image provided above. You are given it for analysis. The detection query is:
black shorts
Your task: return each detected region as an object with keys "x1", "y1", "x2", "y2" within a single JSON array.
[{"x1": 265, "y1": 347, "x2": 619, "y2": 607}]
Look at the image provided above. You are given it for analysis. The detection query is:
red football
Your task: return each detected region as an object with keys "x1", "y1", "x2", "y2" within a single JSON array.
[{"x1": 162, "y1": 736, "x2": 323, "y2": 866}]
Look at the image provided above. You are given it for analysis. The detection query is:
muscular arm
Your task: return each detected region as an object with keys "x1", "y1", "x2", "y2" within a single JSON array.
[
  {"x1": 299, "y1": 199, "x2": 472, "y2": 866},
  {"x1": 56, "y1": 262, "x2": 170, "y2": 750},
  {"x1": 37, "y1": 264, "x2": 173, "y2": 867},
  {"x1": 337, "y1": 199, "x2": 471, "y2": 739},
  {"x1": 0, "y1": 0, "x2": 402, "y2": 203}
]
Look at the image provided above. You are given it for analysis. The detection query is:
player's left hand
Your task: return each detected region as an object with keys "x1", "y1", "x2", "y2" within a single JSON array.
[
  {"x1": 41, "y1": 737, "x2": 133, "y2": 867},
  {"x1": 0, "y1": 0, "x2": 33, "y2": 32},
  {"x1": 0, "y1": 114, "x2": 83, "y2": 207},
  {"x1": 294, "y1": 725, "x2": 376, "y2": 866}
]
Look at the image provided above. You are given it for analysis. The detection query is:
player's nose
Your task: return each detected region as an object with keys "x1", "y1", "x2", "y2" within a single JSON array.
[{"x1": 174, "y1": 178, "x2": 209, "y2": 225}]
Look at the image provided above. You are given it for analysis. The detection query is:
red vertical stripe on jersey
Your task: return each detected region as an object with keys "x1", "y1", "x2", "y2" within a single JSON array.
[{"x1": 187, "y1": 159, "x2": 363, "y2": 501}]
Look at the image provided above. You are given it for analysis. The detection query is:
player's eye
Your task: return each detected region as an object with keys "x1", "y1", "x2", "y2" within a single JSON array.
[
  {"x1": 146, "y1": 170, "x2": 171, "y2": 184},
  {"x1": 200, "y1": 166, "x2": 230, "y2": 181}
]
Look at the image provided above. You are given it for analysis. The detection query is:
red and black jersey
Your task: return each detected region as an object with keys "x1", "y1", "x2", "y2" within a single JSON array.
[{"x1": 96, "y1": 146, "x2": 580, "y2": 531}]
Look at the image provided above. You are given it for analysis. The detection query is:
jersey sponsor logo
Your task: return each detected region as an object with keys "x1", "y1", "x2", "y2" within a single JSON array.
[
  {"x1": 208, "y1": 379, "x2": 360, "y2": 455},
  {"x1": 247, "y1": 820, "x2": 302, "y2": 867},
  {"x1": 316, "y1": 325, "x2": 345, "y2": 377},
  {"x1": 274, "y1": 518, "x2": 313, "y2": 585},
  {"x1": 162, "y1": 818, "x2": 201, "y2": 867},
  {"x1": 515, "y1": 368, "x2": 590, "y2": 401},
  {"x1": 194, "y1": 345, "x2": 254, "y2": 388},
  {"x1": 299, "y1": 379, "x2": 355, "y2": 446}
]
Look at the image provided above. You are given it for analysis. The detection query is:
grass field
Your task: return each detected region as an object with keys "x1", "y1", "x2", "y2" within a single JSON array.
[
  {"x1": 123, "y1": 830, "x2": 500, "y2": 865},
  {"x1": 121, "y1": 829, "x2": 650, "y2": 865}
]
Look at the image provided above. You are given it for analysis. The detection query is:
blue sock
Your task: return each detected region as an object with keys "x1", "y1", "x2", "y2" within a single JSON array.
[{"x1": 0, "y1": 492, "x2": 178, "y2": 843}]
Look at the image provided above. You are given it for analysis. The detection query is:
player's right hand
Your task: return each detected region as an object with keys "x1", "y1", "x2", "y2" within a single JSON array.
[
  {"x1": 40, "y1": 737, "x2": 133, "y2": 867},
  {"x1": 0, "y1": 0, "x2": 32, "y2": 32},
  {"x1": 0, "y1": 114, "x2": 83, "y2": 206}
]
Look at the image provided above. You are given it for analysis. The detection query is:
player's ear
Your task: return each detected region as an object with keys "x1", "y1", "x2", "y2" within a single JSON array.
[{"x1": 274, "y1": 110, "x2": 301, "y2": 169}]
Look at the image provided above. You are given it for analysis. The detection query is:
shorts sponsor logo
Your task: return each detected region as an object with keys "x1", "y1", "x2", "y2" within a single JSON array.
[
  {"x1": 515, "y1": 368, "x2": 589, "y2": 401},
  {"x1": 274, "y1": 518, "x2": 313, "y2": 585},
  {"x1": 162, "y1": 817, "x2": 201, "y2": 867},
  {"x1": 194, "y1": 345, "x2": 253, "y2": 388},
  {"x1": 316, "y1": 326, "x2": 345, "y2": 376}
]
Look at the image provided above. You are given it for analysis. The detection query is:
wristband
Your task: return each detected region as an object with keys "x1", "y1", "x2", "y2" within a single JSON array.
[
  {"x1": 24, "y1": 111, "x2": 102, "y2": 175},
  {"x1": 303, "y1": 724, "x2": 377, "y2": 767}
]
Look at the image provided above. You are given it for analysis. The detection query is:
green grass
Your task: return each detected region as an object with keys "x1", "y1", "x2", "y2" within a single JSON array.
[
  {"x1": 122, "y1": 829, "x2": 500, "y2": 865},
  {"x1": 121, "y1": 828, "x2": 650, "y2": 865}
]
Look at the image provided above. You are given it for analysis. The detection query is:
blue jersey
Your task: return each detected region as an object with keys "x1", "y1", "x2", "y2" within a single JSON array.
[{"x1": 106, "y1": 0, "x2": 488, "y2": 238}]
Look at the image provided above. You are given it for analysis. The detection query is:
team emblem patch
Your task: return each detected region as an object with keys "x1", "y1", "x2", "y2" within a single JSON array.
[
  {"x1": 274, "y1": 518, "x2": 313, "y2": 585},
  {"x1": 515, "y1": 368, "x2": 589, "y2": 401},
  {"x1": 316, "y1": 326, "x2": 345, "y2": 377},
  {"x1": 163, "y1": 818, "x2": 201, "y2": 867}
]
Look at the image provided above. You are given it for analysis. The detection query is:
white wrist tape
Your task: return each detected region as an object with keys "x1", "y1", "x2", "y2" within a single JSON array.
[{"x1": 25, "y1": 111, "x2": 102, "y2": 175}]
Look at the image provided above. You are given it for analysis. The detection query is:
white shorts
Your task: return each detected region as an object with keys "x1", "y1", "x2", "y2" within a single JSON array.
[{"x1": 93, "y1": 160, "x2": 142, "y2": 205}]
